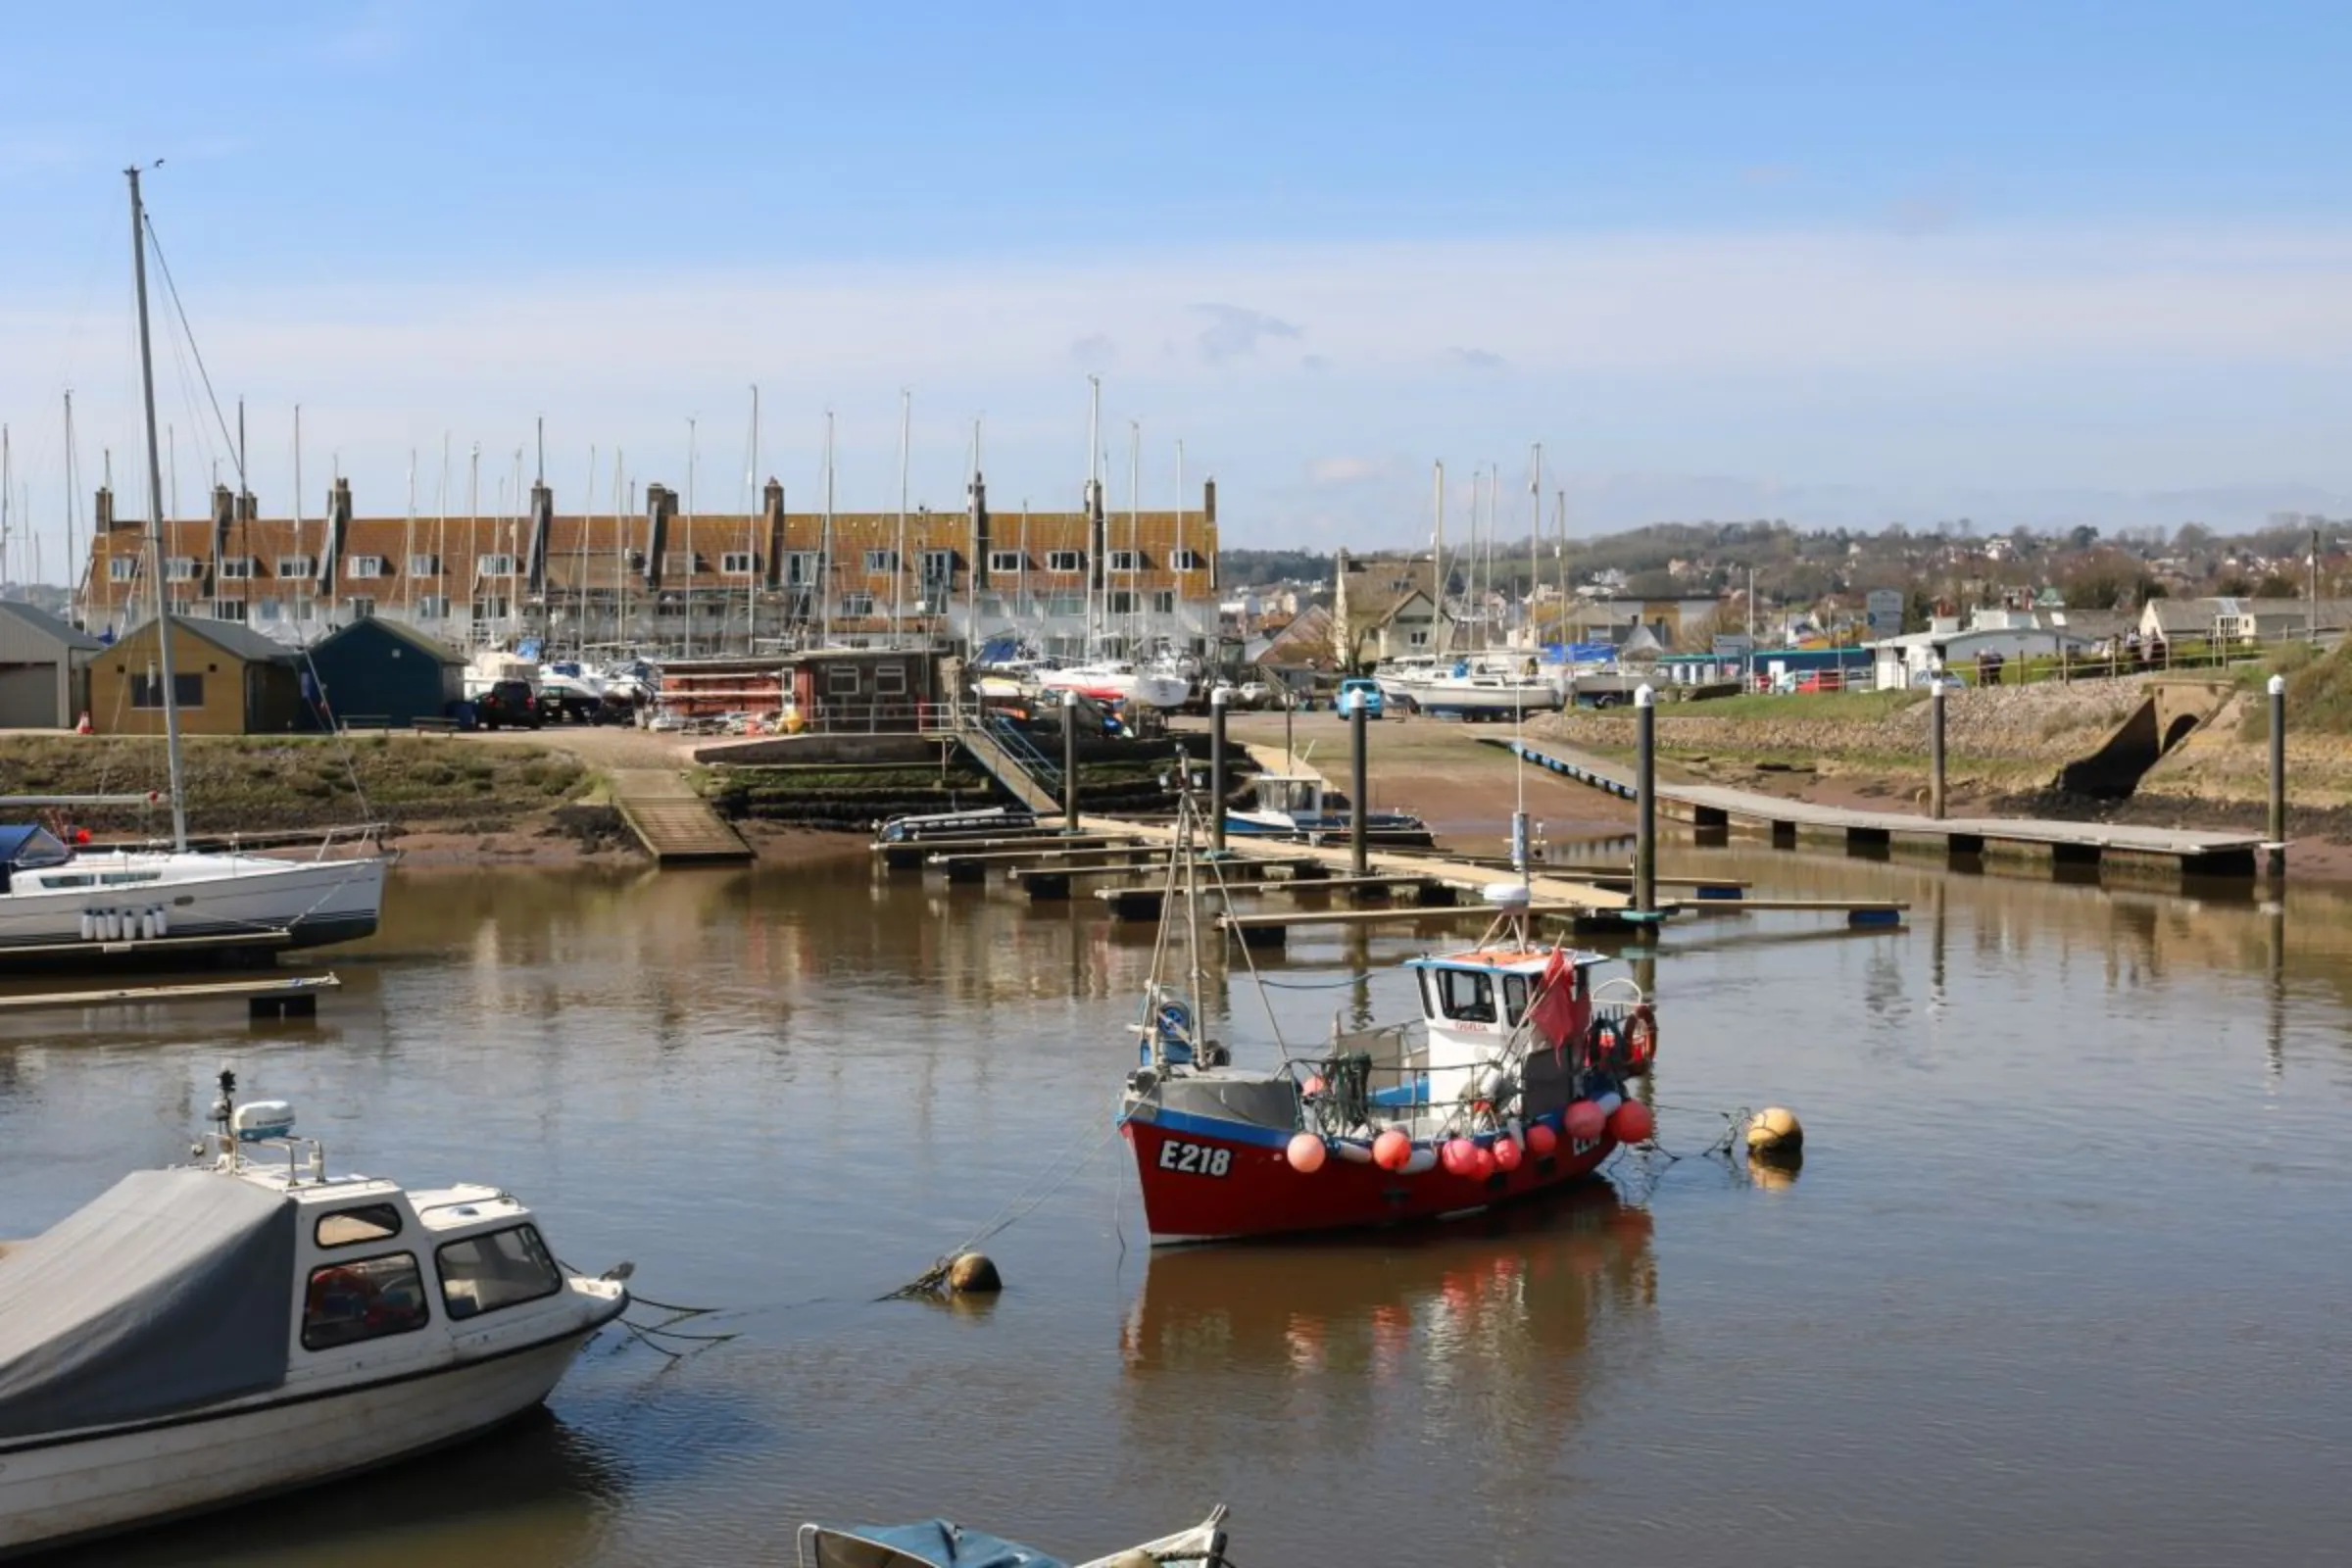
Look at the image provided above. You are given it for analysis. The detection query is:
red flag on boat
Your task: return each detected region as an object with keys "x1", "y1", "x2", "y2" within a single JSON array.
[{"x1": 1528, "y1": 946, "x2": 1587, "y2": 1056}]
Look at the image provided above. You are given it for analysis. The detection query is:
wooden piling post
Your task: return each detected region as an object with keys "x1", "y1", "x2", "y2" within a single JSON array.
[
  {"x1": 1349, "y1": 695, "x2": 1370, "y2": 877},
  {"x1": 1209, "y1": 686, "x2": 1229, "y2": 854},
  {"x1": 1930, "y1": 677, "x2": 1947, "y2": 820},
  {"x1": 2269, "y1": 672, "x2": 2287, "y2": 875},
  {"x1": 1634, "y1": 682, "x2": 1656, "y2": 914},
  {"x1": 1060, "y1": 688, "x2": 1079, "y2": 832}
]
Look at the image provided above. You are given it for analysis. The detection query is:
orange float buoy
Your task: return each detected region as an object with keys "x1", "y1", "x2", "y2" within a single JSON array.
[
  {"x1": 1372, "y1": 1128, "x2": 1412, "y2": 1171},
  {"x1": 1526, "y1": 1122, "x2": 1559, "y2": 1158},
  {"x1": 1286, "y1": 1132, "x2": 1328, "y2": 1173},
  {"x1": 1609, "y1": 1100, "x2": 1654, "y2": 1145},
  {"x1": 1492, "y1": 1136, "x2": 1522, "y2": 1172},
  {"x1": 1468, "y1": 1145, "x2": 1496, "y2": 1181},
  {"x1": 1440, "y1": 1138, "x2": 1473, "y2": 1176},
  {"x1": 1565, "y1": 1101, "x2": 1606, "y2": 1144}
]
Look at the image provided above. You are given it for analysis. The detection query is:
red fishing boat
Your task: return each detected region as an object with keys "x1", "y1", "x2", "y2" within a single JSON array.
[{"x1": 1117, "y1": 807, "x2": 1657, "y2": 1245}]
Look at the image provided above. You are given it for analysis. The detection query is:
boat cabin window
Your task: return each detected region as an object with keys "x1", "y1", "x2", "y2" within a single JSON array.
[
  {"x1": 436, "y1": 1224, "x2": 563, "y2": 1319},
  {"x1": 1428, "y1": 967, "x2": 1496, "y2": 1024},
  {"x1": 302, "y1": 1253, "x2": 431, "y2": 1350},
  {"x1": 316, "y1": 1202, "x2": 404, "y2": 1249},
  {"x1": 1500, "y1": 974, "x2": 1530, "y2": 1027}
]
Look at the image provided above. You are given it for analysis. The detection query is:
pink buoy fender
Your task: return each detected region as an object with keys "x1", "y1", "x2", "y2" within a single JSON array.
[
  {"x1": 1609, "y1": 1100, "x2": 1654, "y2": 1146},
  {"x1": 1526, "y1": 1121, "x2": 1559, "y2": 1159},
  {"x1": 1286, "y1": 1133, "x2": 1329, "y2": 1173},
  {"x1": 1372, "y1": 1128, "x2": 1413, "y2": 1171},
  {"x1": 1564, "y1": 1101, "x2": 1606, "y2": 1144},
  {"x1": 1492, "y1": 1136, "x2": 1523, "y2": 1173}
]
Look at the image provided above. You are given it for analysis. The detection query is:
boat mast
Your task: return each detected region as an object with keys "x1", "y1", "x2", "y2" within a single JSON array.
[
  {"x1": 684, "y1": 415, "x2": 698, "y2": 660},
  {"x1": 1432, "y1": 460, "x2": 1446, "y2": 656},
  {"x1": 820, "y1": 410, "x2": 835, "y2": 648},
  {"x1": 1085, "y1": 375, "x2": 1101, "y2": 659},
  {"x1": 127, "y1": 166, "x2": 189, "y2": 852},
  {"x1": 894, "y1": 389, "x2": 910, "y2": 650},
  {"x1": 576, "y1": 444, "x2": 594, "y2": 653},
  {"x1": 966, "y1": 416, "x2": 982, "y2": 653},
  {"x1": 403, "y1": 450, "x2": 416, "y2": 616},
  {"x1": 1528, "y1": 442, "x2": 1543, "y2": 657},
  {"x1": 1174, "y1": 437, "x2": 1185, "y2": 658},
  {"x1": 64, "y1": 392, "x2": 79, "y2": 624},
  {"x1": 747, "y1": 383, "x2": 760, "y2": 655},
  {"x1": 1127, "y1": 418, "x2": 1141, "y2": 658}
]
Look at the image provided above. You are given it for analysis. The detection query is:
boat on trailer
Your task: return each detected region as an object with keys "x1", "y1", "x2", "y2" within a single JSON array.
[
  {"x1": 1119, "y1": 797, "x2": 1657, "y2": 1245},
  {"x1": 0, "y1": 1071, "x2": 629, "y2": 1557},
  {"x1": 798, "y1": 1505, "x2": 1229, "y2": 1568}
]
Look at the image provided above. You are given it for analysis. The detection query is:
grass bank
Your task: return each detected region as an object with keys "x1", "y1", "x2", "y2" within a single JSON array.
[{"x1": 0, "y1": 734, "x2": 591, "y2": 838}]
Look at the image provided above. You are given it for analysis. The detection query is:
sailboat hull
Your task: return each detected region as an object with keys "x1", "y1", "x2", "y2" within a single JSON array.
[
  {"x1": 0, "y1": 854, "x2": 385, "y2": 968},
  {"x1": 1121, "y1": 1108, "x2": 1614, "y2": 1245}
]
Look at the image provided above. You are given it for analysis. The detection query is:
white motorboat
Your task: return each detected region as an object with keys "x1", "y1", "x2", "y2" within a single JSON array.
[
  {"x1": 0, "y1": 168, "x2": 388, "y2": 971},
  {"x1": 1038, "y1": 660, "x2": 1190, "y2": 710},
  {"x1": 1396, "y1": 657, "x2": 1566, "y2": 720},
  {"x1": 0, "y1": 1072, "x2": 629, "y2": 1557}
]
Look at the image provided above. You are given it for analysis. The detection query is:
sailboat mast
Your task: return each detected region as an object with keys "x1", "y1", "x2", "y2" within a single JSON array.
[
  {"x1": 747, "y1": 384, "x2": 760, "y2": 655},
  {"x1": 64, "y1": 392, "x2": 79, "y2": 623},
  {"x1": 820, "y1": 411, "x2": 835, "y2": 648},
  {"x1": 1174, "y1": 437, "x2": 1186, "y2": 654},
  {"x1": 1128, "y1": 419, "x2": 1141, "y2": 656},
  {"x1": 1528, "y1": 442, "x2": 1543, "y2": 653},
  {"x1": 1432, "y1": 460, "x2": 1446, "y2": 655},
  {"x1": 1085, "y1": 375, "x2": 1101, "y2": 657},
  {"x1": 126, "y1": 166, "x2": 189, "y2": 852},
  {"x1": 894, "y1": 389, "x2": 910, "y2": 649}
]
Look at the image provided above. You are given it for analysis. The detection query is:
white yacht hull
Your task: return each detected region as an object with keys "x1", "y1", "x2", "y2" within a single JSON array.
[
  {"x1": 0, "y1": 1321, "x2": 607, "y2": 1557},
  {"x1": 1040, "y1": 667, "x2": 1191, "y2": 710},
  {"x1": 1403, "y1": 679, "x2": 1566, "y2": 718},
  {"x1": 0, "y1": 852, "x2": 385, "y2": 965}
]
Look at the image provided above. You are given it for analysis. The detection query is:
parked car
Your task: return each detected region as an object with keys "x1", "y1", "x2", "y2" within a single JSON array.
[
  {"x1": 1335, "y1": 678, "x2": 1385, "y2": 718},
  {"x1": 474, "y1": 679, "x2": 545, "y2": 730}
]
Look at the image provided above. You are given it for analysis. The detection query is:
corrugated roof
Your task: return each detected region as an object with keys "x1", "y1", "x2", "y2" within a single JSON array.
[{"x1": 0, "y1": 600, "x2": 103, "y2": 652}]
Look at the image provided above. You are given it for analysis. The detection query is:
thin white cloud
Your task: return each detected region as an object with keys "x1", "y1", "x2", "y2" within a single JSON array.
[
  {"x1": 1191, "y1": 303, "x2": 1302, "y2": 363},
  {"x1": 1308, "y1": 457, "x2": 1381, "y2": 485},
  {"x1": 9, "y1": 220, "x2": 2352, "y2": 553}
]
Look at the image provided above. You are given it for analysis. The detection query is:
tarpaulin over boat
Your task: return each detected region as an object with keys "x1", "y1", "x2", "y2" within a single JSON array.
[
  {"x1": 0, "y1": 1168, "x2": 295, "y2": 1441},
  {"x1": 808, "y1": 1521, "x2": 1068, "y2": 1568}
]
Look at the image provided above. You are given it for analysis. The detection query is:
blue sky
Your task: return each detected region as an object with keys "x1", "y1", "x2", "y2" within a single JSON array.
[{"x1": 4, "y1": 0, "x2": 2351, "y2": 578}]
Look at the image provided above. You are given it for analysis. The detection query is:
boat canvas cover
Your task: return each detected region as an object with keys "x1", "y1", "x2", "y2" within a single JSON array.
[
  {"x1": 810, "y1": 1521, "x2": 1067, "y2": 1568},
  {"x1": 0, "y1": 1168, "x2": 296, "y2": 1441}
]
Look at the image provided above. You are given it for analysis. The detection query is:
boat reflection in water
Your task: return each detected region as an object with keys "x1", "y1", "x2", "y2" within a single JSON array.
[{"x1": 1121, "y1": 1182, "x2": 1655, "y2": 1446}]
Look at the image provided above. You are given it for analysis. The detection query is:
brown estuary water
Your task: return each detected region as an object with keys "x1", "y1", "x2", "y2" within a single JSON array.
[{"x1": 7, "y1": 845, "x2": 2352, "y2": 1567}]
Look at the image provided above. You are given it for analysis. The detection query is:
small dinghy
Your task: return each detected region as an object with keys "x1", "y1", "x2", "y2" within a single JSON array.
[
  {"x1": 797, "y1": 1504, "x2": 1229, "y2": 1568},
  {"x1": 0, "y1": 1071, "x2": 629, "y2": 1558}
]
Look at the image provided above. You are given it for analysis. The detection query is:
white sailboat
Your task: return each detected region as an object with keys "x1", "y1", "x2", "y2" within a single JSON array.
[{"x1": 0, "y1": 167, "x2": 386, "y2": 968}]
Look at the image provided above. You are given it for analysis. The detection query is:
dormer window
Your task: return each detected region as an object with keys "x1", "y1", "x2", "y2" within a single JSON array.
[
  {"x1": 276, "y1": 555, "x2": 316, "y2": 578},
  {"x1": 476, "y1": 554, "x2": 515, "y2": 577}
]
